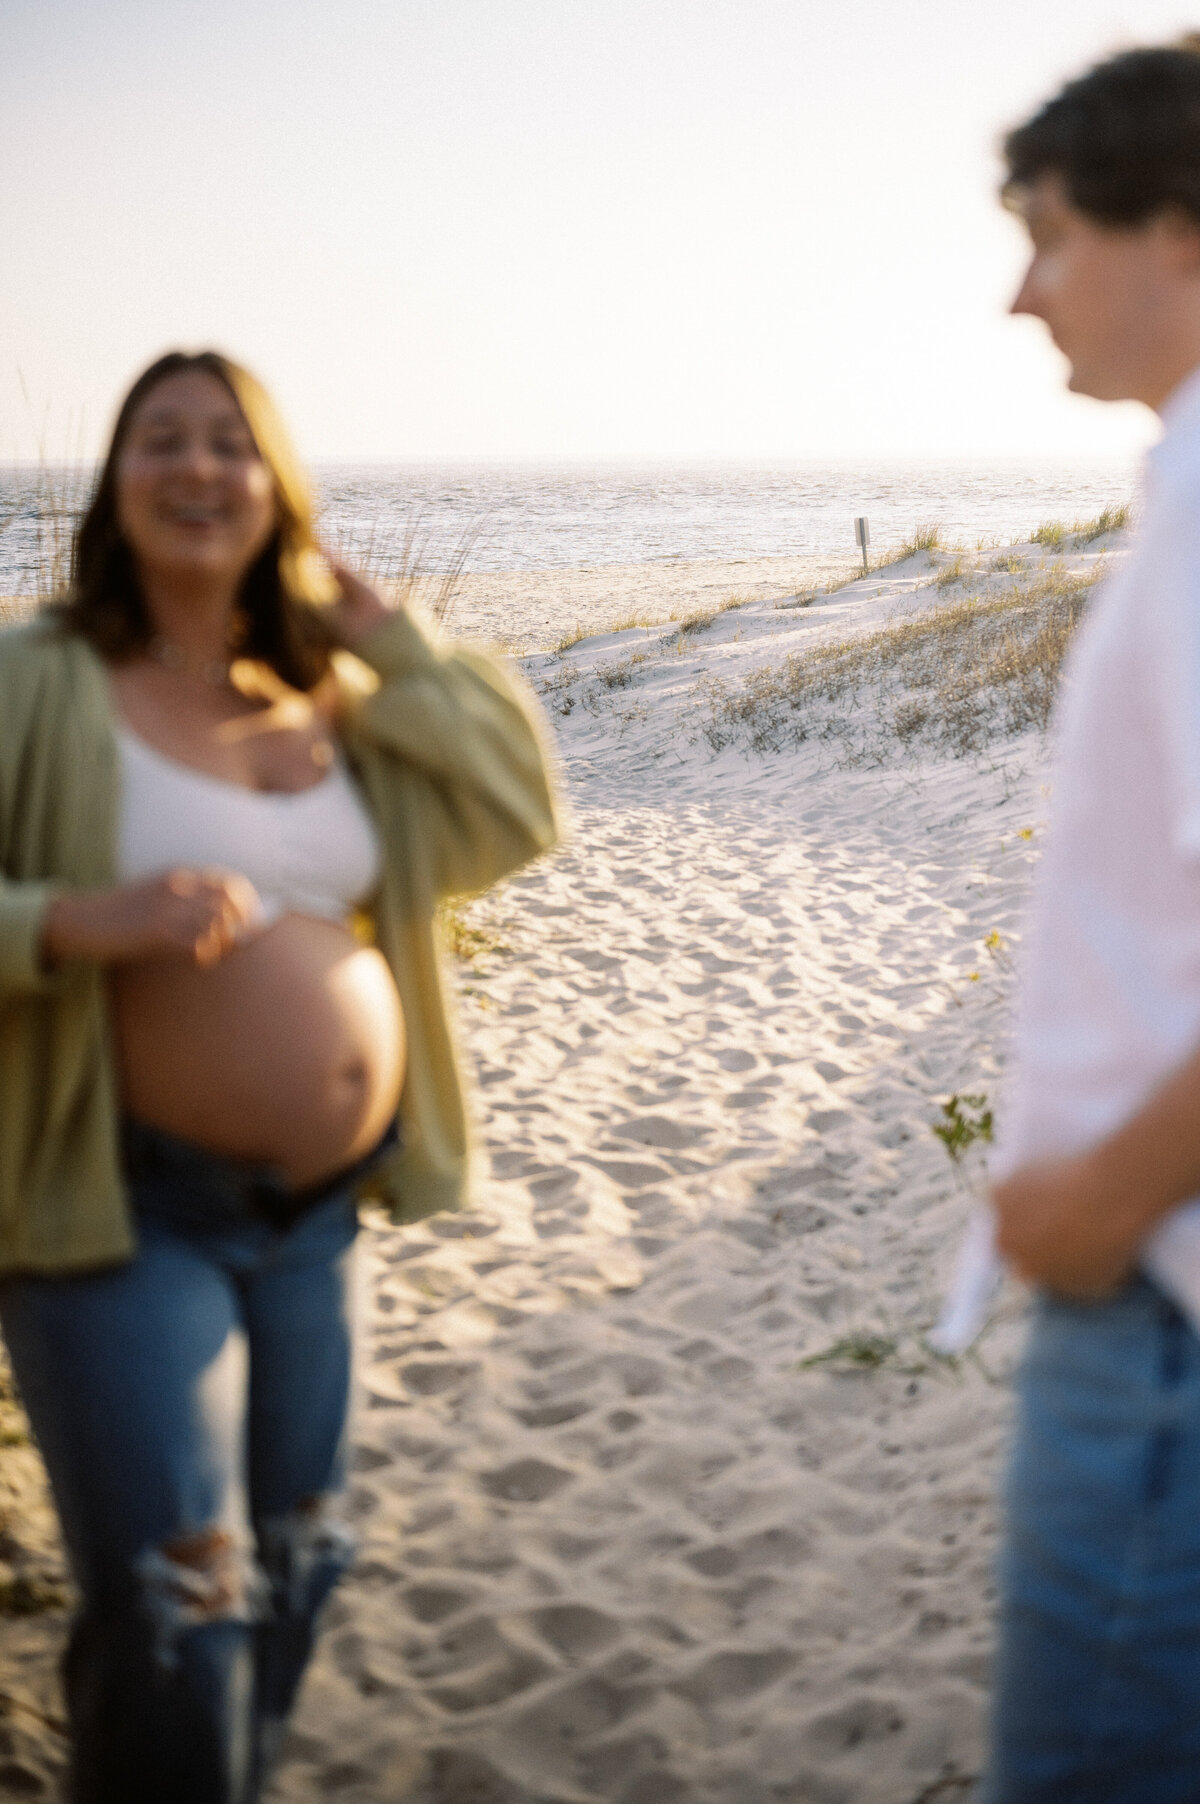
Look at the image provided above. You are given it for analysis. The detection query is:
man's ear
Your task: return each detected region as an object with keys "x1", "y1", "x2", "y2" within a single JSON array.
[{"x1": 1155, "y1": 205, "x2": 1200, "y2": 274}]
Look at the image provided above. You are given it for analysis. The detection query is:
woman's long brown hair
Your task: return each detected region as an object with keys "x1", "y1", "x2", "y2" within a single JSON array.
[{"x1": 59, "y1": 349, "x2": 337, "y2": 691}]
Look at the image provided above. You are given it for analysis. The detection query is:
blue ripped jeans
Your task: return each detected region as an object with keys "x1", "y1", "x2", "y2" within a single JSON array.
[
  {"x1": 0, "y1": 1120, "x2": 372, "y2": 1804},
  {"x1": 984, "y1": 1277, "x2": 1200, "y2": 1803}
]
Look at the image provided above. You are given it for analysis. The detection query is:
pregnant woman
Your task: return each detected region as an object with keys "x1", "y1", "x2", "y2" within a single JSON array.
[{"x1": 0, "y1": 350, "x2": 557, "y2": 1803}]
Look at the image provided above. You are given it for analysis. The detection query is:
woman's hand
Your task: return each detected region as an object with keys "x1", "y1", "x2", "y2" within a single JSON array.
[
  {"x1": 321, "y1": 554, "x2": 394, "y2": 649},
  {"x1": 41, "y1": 870, "x2": 262, "y2": 970}
]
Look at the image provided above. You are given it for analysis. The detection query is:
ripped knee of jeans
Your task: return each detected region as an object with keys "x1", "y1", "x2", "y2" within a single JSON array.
[
  {"x1": 257, "y1": 1493, "x2": 356, "y2": 1620},
  {"x1": 135, "y1": 1526, "x2": 268, "y2": 1671}
]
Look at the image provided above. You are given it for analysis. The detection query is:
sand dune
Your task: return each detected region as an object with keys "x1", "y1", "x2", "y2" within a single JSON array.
[
  {"x1": 441, "y1": 552, "x2": 860, "y2": 653},
  {"x1": 0, "y1": 540, "x2": 1117, "y2": 1801}
]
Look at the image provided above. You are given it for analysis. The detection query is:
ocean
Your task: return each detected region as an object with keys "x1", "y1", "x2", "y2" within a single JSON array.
[{"x1": 0, "y1": 457, "x2": 1139, "y2": 597}]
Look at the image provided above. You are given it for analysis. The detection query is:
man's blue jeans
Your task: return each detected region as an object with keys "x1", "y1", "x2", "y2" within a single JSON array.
[
  {"x1": 0, "y1": 1121, "x2": 364, "y2": 1804},
  {"x1": 984, "y1": 1276, "x2": 1200, "y2": 1802}
]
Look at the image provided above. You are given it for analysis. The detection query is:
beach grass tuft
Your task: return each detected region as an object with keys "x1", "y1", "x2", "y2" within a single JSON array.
[
  {"x1": 596, "y1": 648, "x2": 651, "y2": 688},
  {"x1": 1071, "y1": 502, "x2": 1131, "y2": 544},
  {"x1": 0, "y1": 466, "x2": 82, "y2": 611},
  {"x1": 933, "y1": 554, "x2": 970, "y2": 591},
  {"x1": 335, "y1": 511, "x2": 480, "y2": 627},
  {"x1": 439, "y1": 901, "x2": 507, "y2": 964},
  {"x1": 1031, "y1": 505, "x2": 1130, "y2": 553},
  {"x1": 675, "y1": 594, "x2": 753, "y2": 640},
  {"x1": 799, "y1": 1333, "x2": 897, "y2": 1371},
  {"x1": 698, "y1": 563, "x2": 1099, "y2": 761},
  {"x1": 608, "y1": 608, "x2": 674, "y2": 634},
  {"x1": 896, "y1": 523, "x2": 944, "y2": 560}
]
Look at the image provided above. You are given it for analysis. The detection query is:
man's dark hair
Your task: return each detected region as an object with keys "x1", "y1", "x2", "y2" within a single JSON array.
[{"x1": 1003, "y1": 37, "x2": 1200, "y2": 225}]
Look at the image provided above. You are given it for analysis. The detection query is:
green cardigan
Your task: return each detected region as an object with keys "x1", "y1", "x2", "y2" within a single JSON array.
[{"x1": 0, "y1": 606, "x2": 559, "y2": 1273}]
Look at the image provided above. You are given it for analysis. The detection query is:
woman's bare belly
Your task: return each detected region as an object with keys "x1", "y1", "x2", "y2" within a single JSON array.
[{"x1": 111, "y1": 915, "x2": 406, "y2": 1189}]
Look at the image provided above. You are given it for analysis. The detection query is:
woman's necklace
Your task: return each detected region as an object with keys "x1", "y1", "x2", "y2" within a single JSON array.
[
  {"x1": 148, "y1": 635, "x2": 235, "y2": 688},
  {"x1": 145, "y1": 634, "x2": 337, "y2": 773}
]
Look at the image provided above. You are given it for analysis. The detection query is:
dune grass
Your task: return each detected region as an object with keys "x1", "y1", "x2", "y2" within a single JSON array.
[
  {"x1": 0, "y1": 463, "x2": 84, "y2": 611},
  {"x1": 698, "y1": 564, "x2": 1099, "y2": 761},
  {"x1": 351, "y1": 515, "x2": 480, "y2": 625},
  {"x1": 551, "y1": 616, "x2": 660, "y2": 654},
  {"x1": 895, "y1": 522, "x2": 943, "y2": 560},
  {"x1": 674, "y1": 593, "x2": 752, "y2": 639},
  {"x1": 933, "y1": 554, "x2": 969, "y2": 591},
  {"x1": 1072, "y1": 502, "x2": 1130, "y2": 544},
  {"x1": 548, "y1": 592, "x2": 755, "y2": 657},
  {"x1": 439, "y1": 900, "x2": 507, "y2": 964},
  {"x1": 1032, "y1": 503, "x2": 1130, "y2": 553},
  {"x1": 608, "y1": 607, "x2": 674, "y2": 634},
  {"x1": 595, "y1": 648, "x2": 651, "y2": 688}
]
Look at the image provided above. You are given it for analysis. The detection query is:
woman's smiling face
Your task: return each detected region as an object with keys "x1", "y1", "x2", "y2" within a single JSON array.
[{"x1": 115, "y1": 368, "x2": 277, "y2": 588}]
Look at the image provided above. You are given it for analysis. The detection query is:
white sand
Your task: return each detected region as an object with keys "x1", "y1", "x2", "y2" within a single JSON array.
[
  {"x1": 439, "y1": 553, "x2": 862, "y2": 653},
  {"x1": 0, "y1": 540, "x2": 1121, "y2": 1802}
]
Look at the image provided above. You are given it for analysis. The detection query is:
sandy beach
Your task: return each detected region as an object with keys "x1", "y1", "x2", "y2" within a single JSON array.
[
  {"x1": 0, "y1": 533, "x2": 1122, "y2": 1802},
  {"x1": 437, "y1": 553, "x2": 864, "y2": 654}
]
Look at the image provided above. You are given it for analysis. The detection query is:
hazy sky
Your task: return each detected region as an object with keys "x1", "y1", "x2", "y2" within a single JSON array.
[{"x1": 2, "y1": 0, "x2": 1197, "y2": 462}]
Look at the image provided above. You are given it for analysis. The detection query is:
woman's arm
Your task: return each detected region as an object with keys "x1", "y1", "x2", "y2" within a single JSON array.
[
  {"x1": 0, "y1": 876, "x2": 69, "y2": 998},
  {"x1": 327, "y1": 565, "x2": 561, "y2": 898},
  {"x1": 0, "y1": 625, "x2": 256, "y2": 995}
]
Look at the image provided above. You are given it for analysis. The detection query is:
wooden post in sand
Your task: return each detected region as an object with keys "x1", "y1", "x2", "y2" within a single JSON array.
[{"x1": 855, "y1": 516, "x2": 870, "y2": 576}]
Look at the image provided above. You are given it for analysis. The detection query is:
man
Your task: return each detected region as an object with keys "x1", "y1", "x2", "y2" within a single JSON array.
[{"x1": 984, "y1": 36, "x2": 1200, "y2": 1803}]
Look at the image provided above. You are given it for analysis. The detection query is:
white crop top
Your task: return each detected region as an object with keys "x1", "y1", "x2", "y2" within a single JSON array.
[{"x1": 115, "y1": 726, "x2": 383, "y2": 930}]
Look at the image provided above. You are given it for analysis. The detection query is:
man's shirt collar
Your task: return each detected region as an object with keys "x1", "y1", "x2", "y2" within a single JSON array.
[{"x1": 1153, "y1": 362, "x2": 1200, "y2": 467}]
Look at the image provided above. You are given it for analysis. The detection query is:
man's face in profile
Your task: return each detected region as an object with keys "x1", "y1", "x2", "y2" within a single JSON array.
[{"x1": 1009, "y1": 173, "x2": 1198, "y2": 407}]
